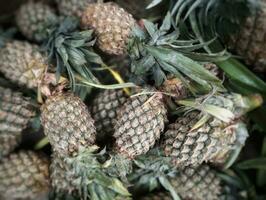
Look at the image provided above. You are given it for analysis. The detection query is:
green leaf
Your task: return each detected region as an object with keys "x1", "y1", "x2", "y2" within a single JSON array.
[
  {"x1": 237, "y1": 158, "x2": 266, "y2": 170},
  {"x1": 160, "y1": 12, "x2": 172, "y2": 32},
  {"x1": 159, "y1": 176, "x2": 181, "y2": 200},
  {"x1": 257, "y1": 138, "x2": 266, "y2": 187},
  {"x1": 216, "y1": 58, "x2": 266, "y2": 95}
]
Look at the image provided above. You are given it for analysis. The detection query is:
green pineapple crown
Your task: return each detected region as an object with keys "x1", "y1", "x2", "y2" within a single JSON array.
[
  {"x1": 178, "y1": 92, "x2": 263, "y2": 123},
  {"x1": 128, "y1": 12, "x2": 226, "y2": 93},
  {"x1": 45, "y1": 17, "x2": 103, "y2": 90},
  {"x1": 59, "y1": 146, "x2": 131, "y2": 200},
  {"x1": 171, "y1": 0, "x2": 260, "y2": 37}
]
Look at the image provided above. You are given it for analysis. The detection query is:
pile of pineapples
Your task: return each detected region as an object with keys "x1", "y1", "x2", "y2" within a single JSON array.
[{"x1": 0, "y1": 0, "x2": 266, "y2": 200}]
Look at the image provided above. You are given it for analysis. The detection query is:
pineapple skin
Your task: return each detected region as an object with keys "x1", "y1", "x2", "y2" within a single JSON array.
[
  {"x1": 0, "y1": 151, "x2": 50, "y2": 200},
  {"x1": 163, "y1": 111, "x2": 241, "y2": 168},
  {"x1": 91, "y1": 89, "x2": 128, "y2": 141},
  {"x1": 56, "y1": 0, "x2": 96, "y2": 18},
  {"x1": 231, "y1": 0, "x2": 266, "y2": 72},
  {"x1": 50, "y1": 153, "x2": 78, "y2": 195},
  {"x1": 0, "y1": 41, "x2": 48, "y2": 89},
  {"x1": 0, "y1": 87, "x2": 35, "y2": 157},
  {"x1": 171, "y1": 165, "x2": 221, "y2": 200},
  {"x1": 81, "y1": 2, "x2": 136, "y2": 56},
  {"x1": 16, "y1": 1, "x2": 57, "y2": 42},
  {"x1": 114, "y1": 94, "x2": 167, "y2": 158},
  {"x1": 41, "y1": 92, "x2": 96, "y2": 157}
]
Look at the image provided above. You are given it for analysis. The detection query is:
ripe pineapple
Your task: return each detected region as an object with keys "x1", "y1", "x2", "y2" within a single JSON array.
[
  {"x1": 230, "y1": 0, "x2": 266, "y2": 72},
  {"x1": 162, "y1": 93, "x2": 262, "y2": 168},
  {"x1": 91, "y1": 89, "x2": 128, "y2": 141},
  {"x1": 0, "y1": 86, "x2": 35, "y2": 157},
  {"x1": 114, "y1": 92, "x2": 168, "y2": 158},
  {"x1": 170, "y1": 165, "x2": 221, "y2": 200},
  {"x1": 41, "y1": 92, "x2": 96, "y2": 157},
  {"x1": 0, "y1": 40, "x2": 48, "y2": 89},
  {"x1": 0, "y1": 151, "x2": 50, "y2": 200},
  {"x1": 81, "y1": 2, "x2": 136, "y2": 55},
  {"x1": 56, "y1": 0, "x2": 96, "y2": 18},
  {"x1": 16, "y1": 1, "x2": 58, "y2": 42}
]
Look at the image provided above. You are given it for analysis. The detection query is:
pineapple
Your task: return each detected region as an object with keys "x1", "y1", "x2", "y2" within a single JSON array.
[
  {"x1": 16, "y1": 1, "x2": 58, "y2": 42},
  {"x1": 0, "y1": 151, "x2": 50, "y2": 200},
  {"x1": 0, "y1": 86, "x2": 35, "y2": 157},
  {"x1": 91, "y1": 89, "x2": 128, "y2": 141},
  {"x1": 141, "y1": 192, "x2": 172, "y2": 200},
  {"x1": 162, "y1": 93, "x2": 262, "y2": 168},
  {"x1": 81, "y1": 2, "x2": 223, "y2": 94},
  {"x1": 56, "y1": 0, "x2": 96, "y2": 18},
  {"x1": 0, "y1": 40, "x2": 48, "y2": 89},
  {"x1": 170, "y1": 165, "x2": 221, "y2": 200},
  {"x1": 41, "y1": 92, "x2": 96, "y2": 157},
  {"x1": 230, "y1": 0, "x2": 266, "y2": 72},
  {"x1": 114, "y1": 92, "x2": 168, "y2": 158},
  {"x1": 81, "y1": 2, "x2": 136, "y2": 56}
]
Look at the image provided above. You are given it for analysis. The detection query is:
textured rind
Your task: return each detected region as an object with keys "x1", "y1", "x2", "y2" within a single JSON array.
[
  {"x1": 0, "y1": 151, "x2": 50, "y2": 200},
  {"x1": 163, "y1": 111, "x2": 239, "y2": 168},
  {"x1": 81, "y1": 2, "x2": 136, "y2": 55},
  {"x1": 0, "y1": 87, "x2": 35, "y2": 157},
  {"x1": 91, "y1": 89, "x2": 128, "y2": 140},
  {"x1": 231, "y1": 0, "x2": 266, "y2": 72},
  {"x1": 50, "y1": 153, "x2": 78, "y2": 195},
  {"x1": 171, "y1": 165, "x2": 221, "y2": 200},
  {"x1": 56, "y1": 0, "x2": 96, "y2": 18},
  {"x1": 0, "y1": 41, "x2": 48, "y2": 89},
  {"x1": 16, "y1": 2, "x2": 57, "y2": 42},
  {"x1": 114, "y1": 94, "x2": 167, "y2": 158},
  {"x1": 141, "y1": 192, "x2": 172, "y2": 200},
  {"x1": 41, "y1": 92, "x2": 96, "y2": 157}
]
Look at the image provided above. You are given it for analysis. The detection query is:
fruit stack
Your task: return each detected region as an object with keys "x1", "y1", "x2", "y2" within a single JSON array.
[{"x1": 0, "y1": 0, "x2": 265, "y2": 200}]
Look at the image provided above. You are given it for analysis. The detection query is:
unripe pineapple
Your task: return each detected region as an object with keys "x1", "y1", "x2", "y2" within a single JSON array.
[
  {"x1": 81, "y1": 2, "x2": 136, "y2": 55},
  {"x1": 0, "y1": 40, "x2": 48, "y2": 89},
  {"x1": 0, "y1": 87, "x2": 35, "y2": 157},
  {"x1": 16, "y1": 1, "x2": 58, "y2": 42},
  {"x1": 56, "y1": 0, "x2": 96, "y2": 18},
  {"x1": 230, "y1": 0, "x2": 266, "y2": 72},
  {"x1": 114, "y1": 92, "x2": 167, "y2": 158},
  {"x1": 91, "y1": 89, "x2": 128, "y2": 141},
  {"x1": 141, "y1": 192, "x2": 172, "y2": 200},
  {"x1": 41, "y1": 92, "x2": 96, "y2": 157},
  {"x1": 170, "y1": 165, "x2": 221, "y2": 200},
  {"x1": 162, "y1": 93, "x2": 262, "y2": 168},
  {"x1": 0, "y1": 151, "x2": 50, "y2": 200}
]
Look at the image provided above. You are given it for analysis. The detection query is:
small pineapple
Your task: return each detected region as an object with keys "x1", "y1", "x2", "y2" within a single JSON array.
[
  {"x1": 0, "y1": 151, "x2": 50, "y2": 200},
  {"x1": 91, "y1": 89, "x2": 128, "y2": 141},
  {"x1": 170, "y1": 165, "x2": 221, "y2": 200},
  {"x1": 162, "y1": 93, "x2": 262, "y2": 168},
  {"x1": 0, "y1": 40, "x2": 48, "y2": 89},
  {"x1": 81, "y1": 2, "x2": 136, "y2": 55},
  {"x1": 230, "y1": 0, "x2": 266, "y2": 72},
  {"x1": 41, "y1": 92, "x2": 96, "y2": 157},
  {"x1": 0, "y1": 86, "x2": 35, "y2": 157},
  {"x1": 56, "y1": 0, "x2": 96, "y2": 18},
  {"x1": 16, "y1": 1, "x2": 58, "y2": 42},
  {"x1": 114, "y1": 92, "x2": 167, "y2": 158}
]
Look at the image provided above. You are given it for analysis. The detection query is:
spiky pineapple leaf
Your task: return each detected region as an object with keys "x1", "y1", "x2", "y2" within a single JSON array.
[
  {"x1": 257, "y1": 137, "x2": 266, "y2": 187},
  {"x1": 237, "y1": 158, "x2": 266, "y2": 170}
]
